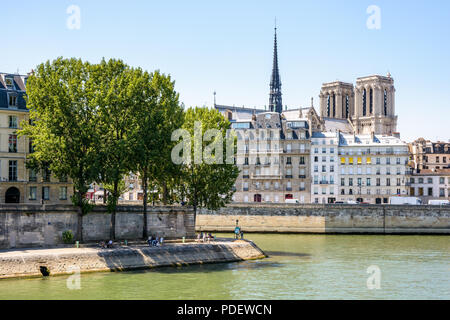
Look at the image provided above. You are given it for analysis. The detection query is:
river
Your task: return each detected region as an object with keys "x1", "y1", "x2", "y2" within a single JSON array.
[{"x1": 0, "y1": 234, "x2": 448, "y2": 300}]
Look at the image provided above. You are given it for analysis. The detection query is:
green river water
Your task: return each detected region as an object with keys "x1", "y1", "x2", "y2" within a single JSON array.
[{"x1": 0, "y1": 234, "x2": 448, "y2": 300}]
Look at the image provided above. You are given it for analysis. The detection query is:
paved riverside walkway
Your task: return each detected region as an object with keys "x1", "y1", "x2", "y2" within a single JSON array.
[{"x1": 0, "y1": 239, "x2": 266, "y2": 279}]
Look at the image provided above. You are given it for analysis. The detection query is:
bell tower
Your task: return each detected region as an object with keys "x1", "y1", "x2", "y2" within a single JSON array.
[{"x1": 353, "y1": 74, "x2": 397, "y2": 135}]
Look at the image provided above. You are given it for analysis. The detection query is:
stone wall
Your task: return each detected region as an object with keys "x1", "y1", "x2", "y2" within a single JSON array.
[
  {"x1": 0, "y1": 205, "x2": 195, "y2": 249},
  {"x1": 196, "y1": 204, "x2": 450, "y2": 234},
  {"x1": 0, "y1": 240, "x2": 266, "y2": 279}
]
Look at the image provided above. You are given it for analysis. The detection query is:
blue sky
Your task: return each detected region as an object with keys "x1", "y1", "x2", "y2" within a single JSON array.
[{"x1": 2, "y1": 0, "x2": 449, "y2": 142}]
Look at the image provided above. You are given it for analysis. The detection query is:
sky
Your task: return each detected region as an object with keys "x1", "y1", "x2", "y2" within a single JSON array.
[{"x1": 2, "y1": 0, "x2": 449, "y2": 143}]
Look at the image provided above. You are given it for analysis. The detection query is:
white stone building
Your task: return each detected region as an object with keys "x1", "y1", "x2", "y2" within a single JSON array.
[
  {"x1": 310, "y1": 131, "x2": 339, "y2": 204},
  {"x1": 337, "y1": 133, "x2": 410, "y2": 204}
]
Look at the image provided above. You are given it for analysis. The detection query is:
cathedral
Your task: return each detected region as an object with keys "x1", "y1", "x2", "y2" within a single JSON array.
[{"x1": 215, "y1": 27, "x2": 408, "y2": 204}]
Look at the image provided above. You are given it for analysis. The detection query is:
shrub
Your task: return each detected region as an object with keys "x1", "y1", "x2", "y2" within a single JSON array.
[{"x1": 62, "y1": 230, "x2": 74, "y2": 244}]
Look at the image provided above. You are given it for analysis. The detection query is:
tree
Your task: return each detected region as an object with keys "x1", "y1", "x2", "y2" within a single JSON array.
[
  {"x1": 174, "y1": 107, "x2": 239, "y2": 221},
  {"x1": 19, "y1": 57, "x2": 100, "y2": 241},
  {"x1": 93, "y1": 59, "x2": 138, "y2": 240},
  {"x1": 129, "y1": 70, "x2": 183, "y2": 239}
]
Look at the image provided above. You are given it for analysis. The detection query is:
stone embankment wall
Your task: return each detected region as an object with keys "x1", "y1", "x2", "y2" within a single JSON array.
[
  {"x1": 197, "y1": 204, "x2": 450, "y2": 234},
  {"x1": 0, "y1": 240, "x2": 266, "y2": 279},
  {"x1": 0, "y1": 205, "x2": 195, "y2": 249}
]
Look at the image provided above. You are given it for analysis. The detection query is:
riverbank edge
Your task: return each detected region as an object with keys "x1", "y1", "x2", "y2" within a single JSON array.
[{"x1": 0, "y1": 240, "x2": 266, "y2": 280}]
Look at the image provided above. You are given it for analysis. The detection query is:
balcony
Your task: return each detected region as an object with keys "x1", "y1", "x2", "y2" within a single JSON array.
[
  {"x1": 285, "y1": 175, "x2": 293, "y2": 179},
  {"x1": 250, "y1": 174, "x2": 283, "y2": 180},
  {"x1": 299, "y1": 175, "x2": 306, "y2": 179}
]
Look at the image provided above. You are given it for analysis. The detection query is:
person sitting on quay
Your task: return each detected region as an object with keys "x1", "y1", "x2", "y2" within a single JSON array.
[
  {"x1": 147, "y1": 236, "x2": 153, "y2": 247},
  {"x1": 107, "y1": 240, "x2": 113, "y2": 248}
]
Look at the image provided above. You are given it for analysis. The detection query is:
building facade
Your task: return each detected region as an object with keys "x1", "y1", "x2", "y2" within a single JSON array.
[
  {"x1": 409, "y1": 169, "x2": 450, "y2": 203},
  {"x1": 337, "y1": 133, "x2": 410, "y2": 204},
  {"x1": 310, "y1": 132, "x2": 339, "y2": 204},
  {"x1": 0, "y1": 72, "x2": 73, "y2": 204},
  {"x1": 409, "y1": 138, "x2": 450, "y2": 171}
]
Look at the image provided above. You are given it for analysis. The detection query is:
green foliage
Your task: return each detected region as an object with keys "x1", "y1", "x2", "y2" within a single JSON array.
[
  {"x1": 62, "y1": 230, "x2": 74, "y2": 244},
  {"x1": 70, "y1": 193, "x2": 94, "y2": 216},
  {"x1": 179, "y1": 107, "x2": 240, "y2": 213}
]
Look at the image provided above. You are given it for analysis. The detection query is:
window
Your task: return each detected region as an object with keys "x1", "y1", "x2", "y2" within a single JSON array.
[
  {"x1": 330, "y1": 148, "x2": 335, "y2": 154},
  {"x1": 60, "y1": 187, "x2": 68, "y2": 200},
  {"x1": 286, "y1": 157, "x2": 292, "y2": 165},
  {"x1": 349, "y1": 158, "x2": 354, "y2": 165},
  {"x1": 5, "y1": 77, "x2": 14, "y2": 89},
  {"x1": 439, "y1": 188, "x2": 445, "y2": 197},
  {"x1": 314, "y1": 165, "x2": 318, "y2": 173},
  {"x1": 300, "y1": 157, "x2": 305, "y2": 165},
  {"x1": 367, "y1": 157, "x2": 372, "y2": 164},
  {"x1": 29, "y1": 169, "x2": 37, "y2": 182},
  {"x1": 9, "y1": 160, "x2": 17, "y2": 181},
  {"x1": 387, "y1": 178, "x2": 391, "y2": 186},
  {"x1": 369, "y1": 88, "x2": 373, "y2": 114},
  {"x1": 322, "y1": 156, "x2": 327, "y2": 162},
  {"x1": 440, "y1": 177, "x2": 445, "y2": 184},
  {"x1": 9, "y1": 116, "x2": 18, "y2": 128},
  {"x1": 349, "y1": 178, "x2": 353, "y2": 186},
  {"x1": 330, "y1": 165, "x2": 334, "y2": 173},
  {"x1": 341, "y1": 157, "x2": 346, "y2": 164},
  {"x1": 384, "y1": 89, "x2": 388, "y2": 115},
  {"x1": 42, "y1": 187, "x2": 50, "y2": 200},
  {"x1": 376, "y1": 178, "x2": 381, "y2": 186},
  {"x1": 243, "y1": 182, "x2": 249, "y2": 191},
  {"x1": 8, "y1": 94, "x2": 17, "y2": 107},
  {"x1": 29, "y1": 139, "x2": 35, "y2": 153},
  {"x1": 341, "y1": 178, "x2": 345, "y2": 186},
  {"x1": 362, "y1": 89, "x2": 367, "y2": 116},
  {"x1": 322, "y1": 165, "x2": 326, "y2": 173},
  {"x1": 29, "y1": 187, "x2": 37, "y2": 200},
  {"x1": 386, "y1": 158, "x2": 391, "y2": 165},
  {"x1": 367, "y1": 178, "x2": 371, "y2": 186},
  {"x1": 322, "y1": 148, "x2": 326, "y2": 154},
  {"x1": 8, "y1": 135, "x2": 17, "y2": 153},
  {"x1": 43, "y1": 167, "x2": 51, "y2": 182}
]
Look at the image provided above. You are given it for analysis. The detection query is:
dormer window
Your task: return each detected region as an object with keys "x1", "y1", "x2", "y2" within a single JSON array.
[
  {"x1": 8, "y1": 94, "x2": 18, "y2": 107},
  {"x1": 5, "y1": 77, "x2": 14, "y2": 89}
]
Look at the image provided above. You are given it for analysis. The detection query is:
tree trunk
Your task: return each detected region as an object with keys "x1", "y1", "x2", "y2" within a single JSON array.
[
  {"x1": 142, "y1": 170, "x2": 148, "y2": 239},
  {"x1": 76, "y1": 190, "x2": 84, "y2": 242},
  {"x1": 110, "y1": 179, "x2": 118, "y2": 240}
]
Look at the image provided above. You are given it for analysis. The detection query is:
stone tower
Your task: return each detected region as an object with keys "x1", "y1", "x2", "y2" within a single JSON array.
[
  {"x1": 319, "y1": 81, "x2": 355, "y2": 119},
  {"x1": 353, "y1": 74, "x2": 397, "y2": 135}
]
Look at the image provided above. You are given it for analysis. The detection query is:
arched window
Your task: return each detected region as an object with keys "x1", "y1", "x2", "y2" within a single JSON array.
[
  {"x1": 369, "y1": 88, "x2": 373, "y2": 114},
  {"x1": 327, "y1": 95, "x2": 330, "y2": 117},
  {"x1": 332, "y1": 94, "x2": 336, "y2": 117},
  {"x1": 362, "y1": 89, "x2": 367, "y2": 116},
  {"x1": 345, "y1": 95, "x2": 349, "y2": 118},
  {"x1": 384, "y1": 89, "x2": 388, "y2": 115}
]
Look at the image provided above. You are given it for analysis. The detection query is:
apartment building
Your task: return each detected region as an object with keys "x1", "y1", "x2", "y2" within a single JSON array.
[
  {"x1": 337, "y1": 133, "x2": 410, "y2": 204},
  {"x1": 409, "y1": 169, "x2": 450, "y2": 203},
  {"x1": 0, "y1": 72, "x2": 72, "y2": 204},
  {"x1": 310, "y1": 131, "x2": 339, "y2": 204}
]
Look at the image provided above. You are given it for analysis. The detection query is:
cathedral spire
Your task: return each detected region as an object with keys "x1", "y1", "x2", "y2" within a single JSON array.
[{"x1": 269, "y1": 24, "x2": 282, "y2": 113}]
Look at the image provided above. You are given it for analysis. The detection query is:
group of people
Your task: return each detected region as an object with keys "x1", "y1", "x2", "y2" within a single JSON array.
[
  {"x1": 197, "y1": 232, "x2": 214, "y2": 243},
  {"x1": 147, "y1": 235, "x2": 163, "y2": 247},
  {"x1": 99, "y1": 240, "x2": 114, "y2": 249}
]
